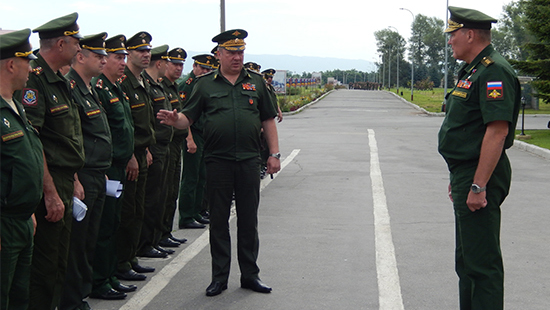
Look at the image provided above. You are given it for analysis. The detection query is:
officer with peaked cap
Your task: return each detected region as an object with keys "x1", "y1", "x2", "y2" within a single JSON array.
[
  {"x1": 138, "y1": 44, "x2": 174, "y2": 259},
  {"x1": 90, "y1": 34, "x2": 139, "y2": 299},
  {"x1": 438, "y1": 6, "x2": 520, "y2": 310},
  {"x1": 13, "y1": 13, "x2": 86, "y2": 310},
  {"x1": 157, "y1": 29, "x2": 280, "y2": 297},
  {"x1": 0, "y1": 28, "x2": 43, "y2": 310},
  {"x1": 177, "y1": 54, "x2": 217, "y2": 231},
  {"x1": 159, "y1": 47, "x2": 190, "y2": 247},
  {"x1": 261, "y1": 68, "x2": 282, "y2": 122},
  {"x1": 59, "y1": 32, "x2": 117, "y2": 308},
  {"x1": 244, "y1": 61, "x2": 260, "y2": 73},
  {"x1": 116, "y1": 31, "x2": 156, "y2": 282}
]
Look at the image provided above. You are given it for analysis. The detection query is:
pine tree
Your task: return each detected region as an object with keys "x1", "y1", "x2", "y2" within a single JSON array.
[{"x1": 511, "y1": 0, "x2": 550, "y2": 103}]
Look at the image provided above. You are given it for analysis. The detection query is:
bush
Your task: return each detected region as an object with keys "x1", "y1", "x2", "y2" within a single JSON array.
[{"x1": 414, "y1": 77, "x2": 434, "y2": 91}]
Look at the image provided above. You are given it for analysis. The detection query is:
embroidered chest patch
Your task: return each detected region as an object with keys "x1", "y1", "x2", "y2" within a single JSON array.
[{"x1": 487, "y1": 81, "x2": 503, "y2": 100}]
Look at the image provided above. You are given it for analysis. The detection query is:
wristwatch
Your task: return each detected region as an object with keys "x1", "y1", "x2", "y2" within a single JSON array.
[
  {"x1": 269, "y1": 153, "x2": 281, "y2": 159},
  {"x1": 471, "y1": 184, "x2": 486, "y2": 194}
]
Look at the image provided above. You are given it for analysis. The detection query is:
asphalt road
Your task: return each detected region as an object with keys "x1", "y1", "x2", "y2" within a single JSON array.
[{"x1": 89, "y1": 90, "x2": 550, "y2": 310}]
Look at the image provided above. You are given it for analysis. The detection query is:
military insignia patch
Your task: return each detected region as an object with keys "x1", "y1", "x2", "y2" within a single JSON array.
[
  {"x1": 179, "y1": 91, "x2": 186, "y2": 100},
  {"x1": 487, "y1": 81, "x2": 503, "y2": 100},
  {"x1": 22, "y1": 88, "x2": 38, "y2": 106},
  {"x1": 4, "y1": 118, "x2": 10, "y2": 128},
  {"x1": 33, "y1": 67, "x2": 43, "y2": 75},
  {"x1": 2, "y1": 130, "x2": 24, "y2": 142},
  {"x1": 50, "y1": 104, "x2": 69, "y2": 114},
  {"x1": 96, "y1": 79, "x2": 103, "y2": 89},
  {"x1": 70, "y1": 80, "x2": 76, "y2": 89},
  {"x1": 86, "y1": 109, "x2": 101, "y2": 116},
  {"x1": 52, "y1": 95, "x2": 58, "y2": 103},
  {"x1": 451, "y1": 90, "x2": 468, "y2": 98}
]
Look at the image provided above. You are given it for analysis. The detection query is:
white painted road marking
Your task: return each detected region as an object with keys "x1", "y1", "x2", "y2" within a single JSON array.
[
  {"x1": 368, "y1": 129, "x2": 405, "y2": 310},
  {"x1": 119, "y1": 149, "x2": 301, "y2": 310}
]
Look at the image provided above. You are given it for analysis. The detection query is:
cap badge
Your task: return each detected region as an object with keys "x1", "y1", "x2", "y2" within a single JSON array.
[{"x1": 232, "y1": 30, "x2": 241, "y2": 36}]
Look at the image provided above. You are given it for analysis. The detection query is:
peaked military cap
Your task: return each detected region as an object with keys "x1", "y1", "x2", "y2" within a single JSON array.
[
  {"x1": 211, "y1": 45, "x2": 219, "y2": 56},
  {"x1": 126, "y1": 31, "x2": 152, "y2": 50},
  {"x1": 33, "y1": 12, "x2": 83, "y2": 40},
  {"x1": 262, "y1": 68, "x2": 276, "y2": 78},
  {"x1": 192, "y1": 54, "x2": 216, "y2": 69},
  {"x1": 0, "y1": 28, "x2": 38, "y2": 60},
  {"x1": 80, "y1": 32, "x2": 107, "y2": 56},
  {"x1": 150, "y1": 44, "x2": 169, "y2": 61},
  {"x1": 167, "y1": 47, "x2": 186, "y2": 64},
  {"x1": 445, "y1": 6, "x2": 497, "y2": 33},
  {"x1": 212, "y1": 29, "x2": 247, "y2": 51},
  {"x1": 105, "y1": 34, "x2": 128, "y2": 54},
  {"x1": 244, "y1": 61, "x2": 260, "y2": 73}
]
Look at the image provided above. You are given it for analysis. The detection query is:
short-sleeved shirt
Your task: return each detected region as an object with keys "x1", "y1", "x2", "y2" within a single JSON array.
[
  {"x1": 119, "y1": 66, "x2": 155, "y2": 149},
  {"x1": 182, "y1": 68, "x2": 277, "y2": 161},
  {"x1": 179, "y1": 72, "x2": 204, "y2": 137},
  {"x1": 142, "y1": 70, "x2": 173, "y2": 144},
  {"x1": 438, "y1": 44, "x2": 520, "y2": 165},
  {"x1": 66, "y1": 68, "x2": 112, "y2": 170},
  {"x1": 14, "y1": 53, "x2": 85, "y2": 172},
  {"x1": 1, "y1": 97, "x2": 44, "y2": 218},
  {"x1": 266, "y1": 83, "x2": 278, "y2": 110},
  {"x1": 93, "y1": 74, "x2": 135, "y2": 165},
  {"x1": 160, "y1": 76, "x2": 187, "y2": 138}
]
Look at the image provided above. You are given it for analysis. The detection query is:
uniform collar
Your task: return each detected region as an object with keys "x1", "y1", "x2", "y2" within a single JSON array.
[
  {"x1": 35, "y1": 53, "x2": 68, "y2": 84},
  {"x1": 213, "y1": 67, "x2": 250, "y2": 84},
  {"x1": 463, "y1": 44, "x2": 494, "y2": 74},
  {"x1": 67, "y1": 67, "x2": 91, "y2": 95}
]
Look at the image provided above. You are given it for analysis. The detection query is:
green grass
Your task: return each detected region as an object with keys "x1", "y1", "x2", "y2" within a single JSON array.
[
  {"x1": 515, "y1": 130, "x2": 550, "y2": 149},
  {"x1": 391, "y1": 88, "x2": 550, "y2": 114}
]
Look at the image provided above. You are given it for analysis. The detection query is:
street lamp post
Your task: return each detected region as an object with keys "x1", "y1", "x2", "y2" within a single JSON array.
[
  {"x1": 400, "y1": 7, "x2": 415, "y2": 101},
  {"x1": 389, "y1": 26, "x2": 400, "y2": 95}
]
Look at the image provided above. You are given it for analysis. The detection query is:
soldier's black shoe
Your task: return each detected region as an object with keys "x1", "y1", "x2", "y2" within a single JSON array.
[
  {"x1": 169, "y1": 235, "x2": 187, "y2": 244},
  {"x1": 159, "y1": 237, "x2": 180, "y2": 248},
  {"x1": 241, "y1": 278, "x2": 272, "y2": 293},
  {"x1": 116, "y1": 270, "x2": 146, "y2": 281},
  {"x1": 132, "y1": 264, "x2": 155, "y2": 273},
  {"x1": 155, "y1": 246, "x2": 175, "y2": 255},
  {"x1": 206, "y1": 281, "x2": 228, "y2": 296},
  {"x1": 112, "y1": 282, "x2": 137, "y2": 292},
  {"x1": 139, "y1": 248, "x2": 168, "y2": 258},
  {"x1": 90, "y1": 288, "x2": 127, "y2": 300}
]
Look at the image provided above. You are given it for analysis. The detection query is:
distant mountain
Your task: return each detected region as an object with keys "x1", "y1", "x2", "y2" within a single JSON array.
[{"x1": 182, "y1": 51, "x2": 376, "y2": 75}]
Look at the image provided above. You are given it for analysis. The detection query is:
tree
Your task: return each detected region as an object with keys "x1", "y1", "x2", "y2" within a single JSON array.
[
  {"x1": 512, "y1": 0, "x2": 550, "y2": 103},
  {"x1": 492, "y1": 0, "x2": 533, "y2": 61},
  {"x1": 374, "y1": 28, "x2": 406, "y2": 88}
]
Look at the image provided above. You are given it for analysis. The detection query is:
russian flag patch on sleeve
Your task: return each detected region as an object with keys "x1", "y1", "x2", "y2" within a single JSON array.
[{"x1": 487, "y1": 81, "x2": 504, "y2": 100}]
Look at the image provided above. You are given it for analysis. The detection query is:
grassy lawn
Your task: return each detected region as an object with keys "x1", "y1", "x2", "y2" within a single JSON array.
[
  {"x1": 391, "y1": 88, "x2": 550, "y2": 114},
  {"x1": 515, "y1": 130, "x2": 550, "y2": 150}
]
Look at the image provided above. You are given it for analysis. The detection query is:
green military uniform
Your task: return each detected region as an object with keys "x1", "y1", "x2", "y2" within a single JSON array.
[
  {"x1": 178, "y1": 53, "x2": 217, "y2": 228},
  {"x1": 60, "y1": 33, "x2": 113, "y2": 310},
  {"x1": 138, "y1": 45, "x2": 174, "y2": 256},
  {"x1": 13, "y1": 13, "x2": 86, "y2": 310},
  {"x1": 160, "y1": 47, "x2": 189, "y2": 242},
  {"x1": 91, "y1": 35, "x2": 136, "y2": 296},
  {"x1": 1, "y1": 29, "x2": 43, "y2": 310},
  {"x1": 117, "y1": 31, "x2": 155, "y2": 274},
  {"x1": 260, "y1": 69, "x2": 278, "y2": 176},
  {"x1": 438, "y1": 7, "x2": 520, "y2": 310},
  {"x1": 182, "y1": 29, "x2": 277, "y2": 285},
  {"x1": 178, "y1": 71, "x2": 208, "y2": 227}
]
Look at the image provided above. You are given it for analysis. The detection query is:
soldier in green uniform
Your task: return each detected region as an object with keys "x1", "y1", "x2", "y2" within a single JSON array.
[
  {"x1": 159, "y1": 47, "x2": 190, "y2": 247},
  {"x1": 438, "y1": 7, "x2": 520, "y2": 310},
  {"x1": 262, "y1": 68, "x2": 283, "y2": 122},
  {"x1": 157, "y1": 29, "x2": 280, "y2": 297},
  {"x1": 178, "y1": 54, "x2": 216, "y2": 230},
  {"x1": 138, "y1": 45, "x2": 174, "y2": 258},
  {"x1": 0, "y1": 28, "x2": 43, "y2": 310},
  {"x1": 13, "y1": 13, "x2": 86, "y2": 310},
  {"x1": 116, "y1": 31, "x2": 155, "y2": 281},
  {"x1": 90, "y1": 34, "x2": 138, "y2": 299},
  {"x1": 59, "y1": 33, "x2": 116, "y2": 309}
]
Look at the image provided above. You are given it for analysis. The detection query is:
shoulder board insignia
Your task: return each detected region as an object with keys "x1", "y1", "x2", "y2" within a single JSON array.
[
  {"x1": 481, "y1": 56, "x2": 494, "y2": 67},
  {"x1": 158, "y1": 77, "x2": 164, "y2": 82},
  {"x1": 197, "y1": 71, "x2": 215, "y2": 79},
  {"x1": 70, "y1": 80, "x2": 76, "y2": 89},
  {"x1": 33, "y1": 67, "x2": 43, "y2": 75},
  {"x1": 95, "y1": 79, "x2": 103, "y2": 89},
  {"x1": 186, "y1": 77, "x2": 193, "y2": 85},
  {"x1": 117, "y1": 74, "x2": 127, "y2": 83}
]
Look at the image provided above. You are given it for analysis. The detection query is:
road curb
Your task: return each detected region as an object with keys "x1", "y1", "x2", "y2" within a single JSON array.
[
  {"x1": 386, "y1": 90, "x2": 550, "y2": 161},
  {"x1": 282, "y1": 90, "x2": 335, "y2": 116},
  {"x1": 512, "y1": 140, "x2": 550, "y2": 161}
]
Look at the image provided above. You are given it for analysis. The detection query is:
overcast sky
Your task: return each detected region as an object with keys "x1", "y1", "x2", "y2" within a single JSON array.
[{"x1": 2, "y1": 0, "x2": 513, "y2": 66}]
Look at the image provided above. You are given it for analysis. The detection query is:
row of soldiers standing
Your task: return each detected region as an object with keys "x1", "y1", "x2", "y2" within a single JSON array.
[{"x1": 1, "y1": 12, "x2": 281, "y2": 310}]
